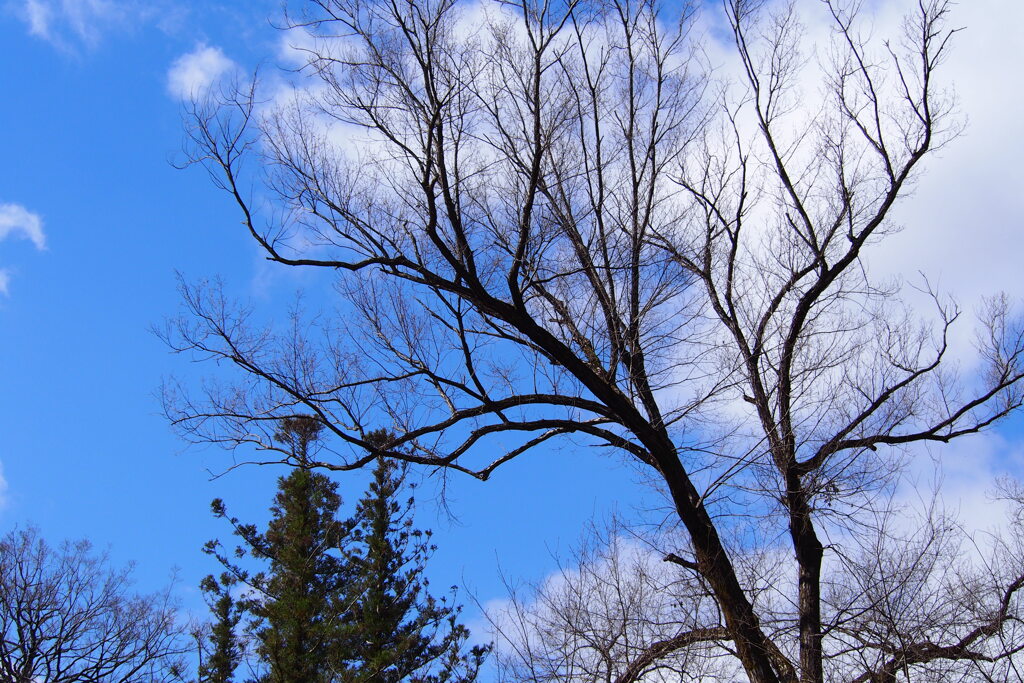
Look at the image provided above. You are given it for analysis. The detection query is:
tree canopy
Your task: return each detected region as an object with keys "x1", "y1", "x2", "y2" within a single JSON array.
[
  {"x1": 0, "y1": 527, "x2": 188, "y2": 683},
  {"x1": 167, "y1": 0, "x2": 1024, "y2": 680}
]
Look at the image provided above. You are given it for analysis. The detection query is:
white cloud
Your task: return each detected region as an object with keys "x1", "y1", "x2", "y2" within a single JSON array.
[
  {"x1": 0, "y1": 203, "x2": 46, "y2": 250},
  {"x1": 166, "y1": 44, "x2": 237, "y2": 100},
  {"x1": 694, "y1": 1, "x2": 1024, "y2": 309},
  {"x1": 901, "y1": 431, "x2": 1024, "y2": 539},
  {"x1": 855, "y1": 0, "x2": 1024, "y2": 367},
  {"x1": 17, "y1": 0, "x2": 129, "y2": 50},
  {"x1": 0, "y1": 460, "x2": 7, "y2": 510},
  {"x1": 704, "y1": 0, "x2": 1024, "y2": 368},
  {"x1": 0, "y1": 203, "x2": 45, "y2": 297},
  {"x1": 23, "y1": 0, "x2": 53, "y2": 38}
]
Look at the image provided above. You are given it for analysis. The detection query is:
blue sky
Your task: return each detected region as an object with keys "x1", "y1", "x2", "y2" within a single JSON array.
[
  {"x1": 2, "y1": 0, "x2": 1024, "y2": 666},
  {"x1": 0, "y1": 0, "x2": 623, "y2": 594},
  {"x1": 0, "y1": 2, "x2": 652, "y2": 637}
]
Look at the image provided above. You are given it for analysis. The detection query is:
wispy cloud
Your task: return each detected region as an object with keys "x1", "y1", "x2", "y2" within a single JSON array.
[
  {"x1": 166, "y1": 44, "x2": 238, "y2": 100},
  {"x1": 0, "y1": 202, "x2": 46, "y2": 296},
  {"x1": 16, "y1": 0, "x2": 130, "y2": 51},
  {"x1": 22, "y1": 0, "x2": 52, "y2": 37},
  {"x1": 0, "y1": 460, "x2": 7, "y2": 511},
  {"x1": 0, "y1": 203, "x2": 46, "y2": 250}
]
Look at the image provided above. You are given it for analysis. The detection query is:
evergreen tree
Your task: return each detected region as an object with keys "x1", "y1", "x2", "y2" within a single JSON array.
[
  {"x1": 204, "y1": 422, "x2": 487, "y2": 682},
  {"x1": 197, "y1": 572, "x2": 243, "y2": 683},
  {"x1": 205, "y1": 416, "x2": 351, "y2": 683},
  {"x1": 336, "y1": 431, "x2": 489, "y2": 682},
  {"x1": 256, "y1": 465, "x2": 348, "y2": 683}
]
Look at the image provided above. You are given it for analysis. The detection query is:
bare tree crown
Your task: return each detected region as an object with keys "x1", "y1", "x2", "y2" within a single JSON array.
[
  {"x1": 166, "y1": 0, "x2": 1024, "y2": 680},
  {"x1": 0, "y1": 527, "x2": 188, "y2": 683}
]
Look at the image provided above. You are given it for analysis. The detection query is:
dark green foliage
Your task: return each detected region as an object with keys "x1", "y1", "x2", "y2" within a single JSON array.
[
  {"x1": 254, "y1": 464, "x2": 349, "y2": 683},
  {"x1": 203, "y1": 422, "x2": 487, "y2": 682},
  {"x1": 198, "y1": 573, "x2": 243, "y2": 683},
  {"x1": 204, "y1": 416, "x2": 350, "y2": 683},
  {"x1": 336, "y1": 435, "x2": 489, "y2": 682}
]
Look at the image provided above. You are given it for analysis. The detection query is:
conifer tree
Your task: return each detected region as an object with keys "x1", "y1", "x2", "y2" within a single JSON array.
[
  {"x1": 336, "y1": 431, "x2": 489, "y2": 682},
  {"x1": 204, "y1": 422, "x2": 487, "y2": 682},
  {"x1": 256, "y1": 466, "x2": 348, "y2": 683},
  {"x1": 197, "y1": 573, "x2": 243, "y2": 683},
  {"x1": 205, "y1": 416, "x2": 350, "y2": 683}
]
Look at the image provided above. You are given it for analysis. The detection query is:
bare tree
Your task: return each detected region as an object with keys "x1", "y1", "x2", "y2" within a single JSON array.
[
  {"x1": 822, "y1": 504, "x2": 1024, "y2": 683},
  {"x1": 486, "y1": 519, "x2": 735, "y2": 682},
  {"x1": 0, "y1": 527, "x2": 189, "y2": 683},
  {"x1": 166, "y1": 0, "x2": 1024, "y2": 680},
  {"x1": 488, "y1": 498, "x2": 1024, "y2": 682}
]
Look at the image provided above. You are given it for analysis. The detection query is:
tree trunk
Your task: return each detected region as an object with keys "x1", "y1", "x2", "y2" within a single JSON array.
[
  {"x1": 660, "y1": 452, "x2": 796, "y2": 683},
  {"x1": 788, "y1": 480, "x2": 824, "y2": 683}
]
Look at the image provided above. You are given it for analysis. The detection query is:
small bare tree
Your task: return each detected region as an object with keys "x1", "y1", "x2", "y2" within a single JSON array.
[
  {"x1": 0, "y1": 527, "x2": 188, "y2": 683},
  {"x1": 486, "y1": 520, "x2": 735, "y2": 682},
  {"x1": 488, "y1": 500, "x2": 1024, "y2": 682},
  {"x1": 166, "y1": 0, "x2": 1024, "y2": 680}
]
